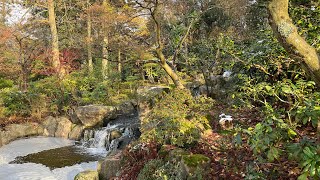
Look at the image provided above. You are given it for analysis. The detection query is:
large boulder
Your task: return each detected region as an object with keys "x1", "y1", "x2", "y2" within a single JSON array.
[
  {"x1": 98, "y1": 151, "x2": 122, "y2": 180},
  {"x1": 110, "y1": 130, "x2": 122, "y2": 141},
  {"x1": 68, "y1": 108, "x2": 81, "y2": 124},
  {"x1": 68, "y1": 125, "x2": 84, "y2": 140},
  {"x1": 74, "y1": 170, "x2": 99, "y2": 180},
  {"x1": 137, "y1": 86, "x2": 170, "y2": 102},
  {"x1": 41, "y1": 116, "x2": 58, "y2": 137},
  {"x1": 0, "y1": 122, "x2": 44, "y2": 146},
  {"x1": 164, "y1": 148, "x2": 210, "y2": 179},
  {"x1": 137, "y1": 86, "x2": 170, "y2": 132},
  {"x1": 75, "y1": 105, "x2": 117, "y2": 127},
  {"x1": 54, "y1": 117, "x2": 73, "y2": 138},
  {"x1": 116, "y1": 101, "x2": 136, "y2": 115}
]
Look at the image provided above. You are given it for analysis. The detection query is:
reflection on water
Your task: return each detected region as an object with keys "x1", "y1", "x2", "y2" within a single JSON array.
[
  {"x1": 0, "y1": 137, "x2": 99, "y2": 180},
  {"x1": 10, "y1": 145, "x2": 104, "y2": 170}
]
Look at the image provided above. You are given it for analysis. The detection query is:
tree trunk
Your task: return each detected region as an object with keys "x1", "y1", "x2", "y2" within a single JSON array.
[
  {"x1": 101, "y1": 35, "x2": 109, "y2": 79},
  {"x1": 118, "y1": 49, "x2": 122, "y2": 73},
  {"x1": 48, "y1": 0, "x2": 64, "y2": 77},
  {"x1": 268, "y1": 0, "x2": 320, "y2": 86},
  {"x1": 101, "y1": 0, "x2": 109, "y2": 79},
  {"x1": 318, "y1": 120, "x2": 320, "y2": 144},
  {"x1": 151, "y1": 3, "x2": 184, "y2": 89},
  {"x1": 87, "y1": 0, "x2": 93, "y2": 73},
  {"x1": 156, "y1": 48, "x2": 184, "y2": 89},
  {"x1": 1, "y1": 0, "x2": 5, "y2": 24}
]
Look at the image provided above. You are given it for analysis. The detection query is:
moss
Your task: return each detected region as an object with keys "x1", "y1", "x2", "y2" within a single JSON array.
[
  {"x1": 168, "y1": 148, "x2": 190, "y2": 161},
  {"x1": 182, "y1": 154, "x2": 210, "y2": 168},
  {"x1": 278, "y1": 21, "x2": 294, "y2": 38}
]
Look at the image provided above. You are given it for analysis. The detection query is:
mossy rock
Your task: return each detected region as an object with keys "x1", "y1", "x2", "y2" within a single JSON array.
[
  {"x1": 137, "y1": 86, "x2": 170, "y2": 102},
  {"x1": 182, "y1": 154, "x2": 210, "y2": 168},
  {"x1": 181, "y1": 154, "x2": 211, "y2": 179},
  {"x1": 169, "y1": 148, "x2": 189, "y2": 158},
  {"x1": 74, "y1": 170, "x2": 99, "y2": 180},
  {"x1": 110, "y1": 130, "x2": 122, "y2": 140}
]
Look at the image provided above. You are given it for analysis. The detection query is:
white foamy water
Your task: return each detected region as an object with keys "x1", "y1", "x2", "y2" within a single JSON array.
[
  {"x1": 0, "y1": 137, "x2": 73, "y2": 164},
  {"x1": 0, "y1": 137, "x2": 99, "y2": 180}
]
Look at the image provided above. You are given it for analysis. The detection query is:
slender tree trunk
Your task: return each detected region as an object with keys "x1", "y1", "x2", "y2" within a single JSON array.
[
  {"x1": 268, "y1": 0, "x2": 320, "y2": 86},
  {"x1": 151, "y1": 3, "x2": 184, "y2": 89},
  {"x1": 102, "y1": 35, "x2": 109, "y2": 79},
  {"x1": 156, "y1": 48, "x2": 184, "y2": 89},
  {"x1": 1, "y1": 0, "x2": 5, "y2": 24},
  {"x1": 22, "y1": 65, "x2": 28, "y2": 92},
  {"x1": 101, "y1": 0, "x2": 109, "y2": 79},
  {"x1": 87, "y1": 0, "x2": 93, "y2": 73},
  {"x1": 118, "y1": 49, "x2": 122, "y2": 73},
  {"x1": 172, "y1": 20, "x2": 193, "y2": 71},
  {"x1": 318, "y1": 121, "x2": 320, "y2": 143},
  {"x1": 48, "y1": 0, "x2": 64, "y2": 77}
]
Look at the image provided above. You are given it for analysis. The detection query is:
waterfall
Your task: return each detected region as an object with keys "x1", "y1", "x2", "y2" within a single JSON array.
[{"x1": 81, "y1": 124, "x2": 135, "y2": 155}]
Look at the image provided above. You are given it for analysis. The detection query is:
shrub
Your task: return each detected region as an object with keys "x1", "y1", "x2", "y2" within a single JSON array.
[
  {"x1": 120, "y1": 142, "x2": 159, "y2": 179},
  {"x1": 228, "y1": 27, "x2": 320, "y2": 178},
  {"x1": 288, "y1": 140, "x2": 320, "y2": 179},
  {"x1": 137, "y1": 159, "x2": 165, "y2": 180},
  {"x1": 0, "y1": 88, "x2": 31, "y2": 117},
  {"x1": 141, "y1": 89, "x2": 213, "y2": 147},
  {"x1": 0, "y1": 78, "x2": 13, "y2": 89},
  {"x1": 137, "y1": 159, "x2": 186, "y2": 180}
]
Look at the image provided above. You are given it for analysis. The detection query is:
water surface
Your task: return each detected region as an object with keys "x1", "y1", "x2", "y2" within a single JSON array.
[{"x1": 0, "y1": 137, "x2": 101, "y2": 180}]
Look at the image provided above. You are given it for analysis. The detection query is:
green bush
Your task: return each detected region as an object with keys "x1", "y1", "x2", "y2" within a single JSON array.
[
  {"x1": 137, "y1": 159, "x2": 166, "y2": 180},
  {"x1": 137, "y1": 159, "x2": 186, "y2": 180},
  {"x1": 141, "y1": 89, "x2": 213, "y2": 147},
  {"x1": 0, "y1": 78, "x2": 13, "y2": 89},
  {"x1": 288, "y1": 140, "x2": 320, "y2": 179},
  {"x1": 0, "y1": 88, "x2": 31, "y2": 117},
  {"x1": 28, "y1": 76, "x2": 70, "y2": 115},
  {"x1": 227, "y1": 25, "x2": 320, "y2": 178},
  {"x1": 0, "y1": 68, "x2": 141, "y2": 117}
]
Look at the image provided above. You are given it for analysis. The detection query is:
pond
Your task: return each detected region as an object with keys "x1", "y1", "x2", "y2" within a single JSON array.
[{"x1": 0, "y1": 137, "x2": 105, "y2": 180}]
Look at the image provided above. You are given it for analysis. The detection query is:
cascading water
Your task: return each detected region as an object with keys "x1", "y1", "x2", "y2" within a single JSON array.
[
  {"x1": 81, "y1": 123, "x2": 135, "y2": 155},
  {"x1": 0, "y1": 113, "x2": 140, "y2": 180}
]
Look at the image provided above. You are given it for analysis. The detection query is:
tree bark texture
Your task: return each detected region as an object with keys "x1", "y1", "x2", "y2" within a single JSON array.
[
  {"x1": 101, "y1": 0, "x2": 109, "y2": 79},
  {"x1": 268, "y1": 0, "x2": 320, "y2": 86},
  {"x1": 48, "y1": 0, "x2": 64, "y2": 77},
  {"x1": 87, "y1": 0, "x2": 93, "y2": 73},
  {"x1": 152, "y1": 1, "x2": 184, "y2": 89},
  {"x1": 118, "y1": 49, "x2": 122, "y2": 73},
  {"x1": 1, "y1": 0, "x2": 5, "y2": 24}
]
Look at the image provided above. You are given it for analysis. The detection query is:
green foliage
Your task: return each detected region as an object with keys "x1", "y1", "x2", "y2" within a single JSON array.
[
  {"x1": 290, "y1": 0, "x2": 320, "y2": 51},
  {"x1": 182, "y1": 154, "x2": 210, "y2": 168},
  {"x1": 143, "y1": 63, "x2": 167, "y2": 84},
  {"x1": 137, "y1": 158, "x2": 196, "y2": 180},
  {"x1": 0, "y1": 68, "x2": 141, "y2": 117},
  {"x1": 188, "y1": 34, "x2": 235, "y2": 72},
  {"x1": 137, "y1": 150, "x2": 209, "y2": 180},
  {"x1": 200, "y1": 6, "x2": 231, "y2": 31},
  {"x1": 244, "y1": 163, "x2": 266, "y2": 180},
  {"x1": 137, "y1": 159, "x2": 166, "y2": 180},
  {"x1": 0, "y1": 88, "x2": 31, "y2": 117},
  {"x1": 0, "y1": 78, "x2": 13, "y2": 89},
  {"x1": 288, "y1": 140, "x2": 320, "y2": 179},
  {"x1": 224, "y1": 21, "x2": 320, "y2": 177},
  {"x1": 141, "y1": 89, "x2": 213, "y2": 147}
]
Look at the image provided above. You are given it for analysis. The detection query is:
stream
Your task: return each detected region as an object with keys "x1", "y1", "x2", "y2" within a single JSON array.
[{"x1": 0, "y1": 114, "x2": 140, "y2": 180}]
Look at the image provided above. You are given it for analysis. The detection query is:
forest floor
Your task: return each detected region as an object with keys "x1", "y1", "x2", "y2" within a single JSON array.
[{"x1": 190, "y1": 104, "x2": 302, "y2": 179}]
